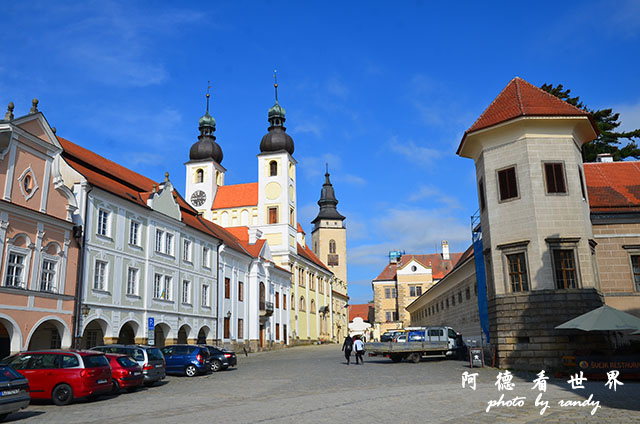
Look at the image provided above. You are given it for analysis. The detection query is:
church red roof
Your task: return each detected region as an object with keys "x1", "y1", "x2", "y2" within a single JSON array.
[
  {"x1": 349, "y1": 303, "x2": 373, "y2": 322},
  {"x1": 212, "y1": 183, "x2": 258, "y2": 209},
  {"x1": 457, "y1": 77, "x2": 597, "y2": 155},
  {"x1": 297, "y1": 243, "x2": 330, "y2": 272},
  {"x1": 585, "y1": 161, "x2": 640, "y2": 213}
]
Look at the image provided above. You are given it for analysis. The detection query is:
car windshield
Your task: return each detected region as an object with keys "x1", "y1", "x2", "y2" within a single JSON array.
[
  {"x1": 83, "y1": 355, "x2": 109, "y2": 368},
  {"x1": 0, "y1": 366, "x2": 24, "y2": 381},
  {"x1": 147, "y1": 348, "x2": 164, "y2": 361},
  {"x1": 116, "y1": 357, "x2": 139, "y2": 368}
]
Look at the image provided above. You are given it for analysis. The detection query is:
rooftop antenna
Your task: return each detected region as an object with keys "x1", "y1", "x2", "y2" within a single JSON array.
[
  {"x1": 273, "y1": 69, "x2": 278, "y2": 102},
  {"x1": 206, "y1": 80, "x2": 212, "y2": 113}
]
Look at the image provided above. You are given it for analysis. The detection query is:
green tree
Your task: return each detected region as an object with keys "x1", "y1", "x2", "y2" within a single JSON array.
[{"x1": 541, "y1": 83, "x2": 640, "y2": 162}]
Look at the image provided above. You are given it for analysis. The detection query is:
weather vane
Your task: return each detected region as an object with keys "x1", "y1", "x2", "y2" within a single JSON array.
[
  {"x1": 206, "y1": 80, "x2": 212, "y2": 112},
  {"x1": 273, "y1": 69, "x2": 278, "y2": 102}
]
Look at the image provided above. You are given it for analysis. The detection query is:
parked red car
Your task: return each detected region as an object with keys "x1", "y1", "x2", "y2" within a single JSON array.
[
  {"x1": 0, "y1": 350, "x2": 112, "y2": 405},
  {"x1": 105, "y1": 354, "x2": 143, "y2": 394}
]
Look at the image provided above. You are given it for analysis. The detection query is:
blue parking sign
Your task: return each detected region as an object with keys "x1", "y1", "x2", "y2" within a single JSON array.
[{"x1": 148, "y1": 317, "x2": 154, "y2": 330}]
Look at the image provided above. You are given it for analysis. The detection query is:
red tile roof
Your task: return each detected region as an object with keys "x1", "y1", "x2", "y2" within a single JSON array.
[
  {"x1": 458, "y1": 77, "x2": 597, "y2": 154},
  {"x1": 297, "y1": 243, "x2": 331, "y2": 272},
  {"x1": 212, "y1": 183, "x2": 258, "y2": 209},
  {"x1": 225, "y1": 226, "x2": 250, "y2": 241},
  {"x1": 585, "y1": 161, "x2": 640, "y2": 213},
  {"x1": 349, "y1": 303, "x2": 373, "y2": 322},
  {"x1": 373, "y1": 252, "x2": 463, "y2": 282},
  {"x1": 59, "y1": 136, "x2": 253, "y2": 258},
  {"x1": 297, "y1": 223, "x2": 305, "y2": 234}
]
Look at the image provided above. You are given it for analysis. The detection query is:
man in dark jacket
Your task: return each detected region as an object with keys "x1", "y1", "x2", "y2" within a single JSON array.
[{"x1": 342, "y1": 335, "x2": 353, "y2": 365}]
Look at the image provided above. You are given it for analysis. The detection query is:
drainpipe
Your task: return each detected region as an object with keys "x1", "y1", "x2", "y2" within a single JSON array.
[{"x1": 72, "y1": 185, "x2": 91, "y2": 349}]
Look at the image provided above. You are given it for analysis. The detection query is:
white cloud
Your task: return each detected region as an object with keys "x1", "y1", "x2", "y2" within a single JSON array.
[
  {"x1": 291, "y1": 119, "x2": 324, "y2": 138},
  {"x1": 388, "y1": 136, "x2": 442, "y2": 167},
  {"x1": 617, "y1": 101, "x2": 640, "y2": 133},
  {"x1": 296, "y1": 153, "x2": 343, "y2": 180},
  {"x1": 409, "y1": 185, "x2": 463, "y2": 209},
  {"x1": 340, "y1": 174, "x2": 367, "y2": 186}
]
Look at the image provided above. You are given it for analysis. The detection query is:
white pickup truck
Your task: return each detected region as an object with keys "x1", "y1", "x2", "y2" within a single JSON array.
[{"x1": 365, "y1": 326, "x2": 465, "y2": 363}]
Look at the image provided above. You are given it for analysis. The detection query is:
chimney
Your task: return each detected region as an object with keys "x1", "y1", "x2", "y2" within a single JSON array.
[
  {"x1": 596, "y1": 153, "x2": 614, "y2": 163},
  {"x1": 442, "y1": 240, "x2": 449, "y2": 260},
  {"x1": 248, "y1": 227, "x2": 263, "y2": 244}
]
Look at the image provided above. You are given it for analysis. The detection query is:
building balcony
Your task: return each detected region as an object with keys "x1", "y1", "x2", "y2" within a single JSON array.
[{"x1": 260, "y1": 301, "x2": 274, "y2": 316}]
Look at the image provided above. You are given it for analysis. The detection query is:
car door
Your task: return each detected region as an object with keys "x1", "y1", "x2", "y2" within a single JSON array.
[{"x1": 161, "y1": 346, "x2": 176, "y2": 372}]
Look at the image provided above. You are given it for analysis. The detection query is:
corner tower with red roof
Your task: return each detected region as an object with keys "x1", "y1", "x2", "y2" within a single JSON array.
[{"x1": 458, "y1": 77, "x2": 605, "y2": 370}]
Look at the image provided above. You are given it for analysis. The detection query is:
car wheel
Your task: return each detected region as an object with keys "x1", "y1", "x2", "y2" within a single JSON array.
[
  {"x1": 111, "y1": 380, "x2": 120, "y2": 395},
  {"x1": 210, "y1": 359, "x2": 223, "y2": 372},
  {"x1": 185, "y1": 364, "x2": 198, "y2": 377},
  {"x1": 409, "y1": 353, "x2": 421, "y2": 363},
  {"x1": 52, "y1": 383, "x2": 74, "y2": 406},
  {"x1": 390, "y1": 354, "x2": 402, "y2": 363}
]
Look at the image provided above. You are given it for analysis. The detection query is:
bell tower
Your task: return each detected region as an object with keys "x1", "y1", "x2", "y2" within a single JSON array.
[
  {"x1": 185, "y1": 84, "x2": 225, "y2": 218},
  {"x1": 255, "y1": 73, "x2": 298, "y2": 263},
  {"x1": 311, "y1": 166, "x2": 347, "y2": 283}
]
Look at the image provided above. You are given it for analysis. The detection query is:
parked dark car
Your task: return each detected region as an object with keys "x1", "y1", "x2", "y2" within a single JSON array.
[
  {"x1": 380, "y1": 330, "x2": 404, "y2": 342},
  {"x1": 1, "y1": 350, "x2": 111, "y2": 406},
  {"x1": 91, "y1": 345, "x2": 165, "y2": 386},
  {"x1": 0, "y1": 365, "x2": 30, "y2": 422},
  {"x1": 105, "y1": 354, "x2": 143, "y2": 394},
  {"x1": 200, "y1": 345, "x2": 237, "y2": 372},
  {"x1": 161, "y1": 345, "x2": 210, "y2": 377}
]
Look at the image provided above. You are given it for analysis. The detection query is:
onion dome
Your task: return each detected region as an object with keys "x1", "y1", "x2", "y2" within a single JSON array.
[
  {"x1": 312, "y1": 167, "x2": 345, "y2": 224},
  {"x1": 189, "y1": 89, "x2": 223, "y2": 163},
  {"x1": 260, "y1": 74, "x2": 294, "y2": 155}
]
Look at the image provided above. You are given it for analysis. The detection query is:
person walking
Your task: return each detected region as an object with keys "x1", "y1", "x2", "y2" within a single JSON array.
[
  {"x1": 342, "y1": 334, "x2": 353, "y2": 365},
  {"x1": 353, "y1": 335, "x2": 365, "y2": 365}
]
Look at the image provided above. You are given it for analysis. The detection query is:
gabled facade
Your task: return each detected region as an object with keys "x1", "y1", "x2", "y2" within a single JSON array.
[{"x1": 0, "y1": 101, "x2": 79, "y2": 356}]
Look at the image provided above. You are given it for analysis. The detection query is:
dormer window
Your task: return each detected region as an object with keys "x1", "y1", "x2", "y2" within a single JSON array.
[{"x1": 269, "y1": 160, "x2": 278, "y2": 176}]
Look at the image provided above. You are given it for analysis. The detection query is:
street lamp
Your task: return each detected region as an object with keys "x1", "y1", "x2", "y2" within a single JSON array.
[
  {"x1": 226, "y1": 311, "x2": 232, "y2": 319},
  {"x1": 81, "y1": 304, "x2": 90, "y2": 317}
]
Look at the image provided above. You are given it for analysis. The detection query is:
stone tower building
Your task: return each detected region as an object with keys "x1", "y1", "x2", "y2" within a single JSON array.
[{"x1": 457, "y1": 77, "x2": 605, "y2": 369}]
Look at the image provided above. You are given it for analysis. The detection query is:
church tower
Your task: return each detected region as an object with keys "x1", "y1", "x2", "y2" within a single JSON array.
[
  {"x1": 185, "y1": 87, "x2": 226, "y2": 217},
  {"x1": 311, "y1": 167, "x2": 347, "y2": 283},
  {"x1": 255, "y1": 76, "x2": 298, "y2": 264}
]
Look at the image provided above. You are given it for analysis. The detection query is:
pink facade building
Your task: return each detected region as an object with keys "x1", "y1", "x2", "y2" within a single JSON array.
[{"x1": 0, "y1": 101, "x2": 80, "y2": 358}]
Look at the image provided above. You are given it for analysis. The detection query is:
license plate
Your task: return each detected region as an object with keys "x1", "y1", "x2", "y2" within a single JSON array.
[
  {"x1": 97, "y1": 379, "x2": 107, "y2": 384},
  {"x1": 1, "y1": 389, "x2": 20, "y2": 396},
  {"x1": 133, "y1": 371, "x2": 141, "y2": 376},
  {"x1": 155, "y1": 364, "x2": 162, "y2": 368}
]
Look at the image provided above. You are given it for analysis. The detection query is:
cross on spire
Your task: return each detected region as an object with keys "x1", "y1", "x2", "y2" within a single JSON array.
[
  {"x1": 273, "y1": 69, "x2": 278, "y2": 102},
  {"x1": 206, "y1": 80, "x2": 212, "y2": 113}
]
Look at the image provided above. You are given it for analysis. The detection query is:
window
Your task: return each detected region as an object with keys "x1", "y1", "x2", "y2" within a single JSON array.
[
  {"x1": 202, "y1": 247, "x2": 210, "y2": 268},
  {"x1": 466, "y1": 287, "x2": 471, "y2": 300},
  {"x1": 276, "y1": 323, "x2": 280, "y2": 340},
  {"x1": 40, "y1": 259, "x2": 57, "y2": 292},
  {"x1": 223, "y1": 317, "x2": 230, "y2": 339},
  {"x1": 163, "y1": 276, "x2": 172, "y2": 300},
  {"x1": 94, "y1": 260, "x2": 107, "y2": 291},
  {"x1": 224, "y1": 278, "x2": 230, "y2": 299},
  {"x1": 238, "y1": 281, "x2": 243, "y2": 301},
  {"x1": 182, "y1": 280, "x2": 191, "y2": 304},
  {"x1": 153, "y1": 274, "x2": 162, "y2": 298},
  {"x1": 384, "y1": 287, "x2": 397, "y2": 298},
  {"x1": 553, "y1": 249, "x2": 577, "y2": 289},
  {"x1": 275, "y1": 291, "x2": 280, "y2": 308},
  {"x1": 5, "y1": 252, "x2": 26, "y2": 288},
  {"x1": 201, "y1": 284, "x2": 209, "y2": 307},
  {"x1": 479, "y1": 178, "x2": 486, "y2": 211},
  {"x1": 631, "y1": 256, "x2": 640, "y2": 292},
  {"x1": 310, "y1": 299, "x2": 316, "y2": 313},
  {"x1": 299, "y1": 296, "x2": 306, "y2": 311},
  {"x1": 329, "y1": 240, "x2": 336, "y2": 254},
  {"x1": 507, "y1": 252, "x2": 529, "y2": 292},
  {"x1": 283, "y1": 293, "x2": 287, "y2": 310},
  {"x1": 451, "y1": 295, "x2": 455, "y2": 306},
  {"x1": 497, "y1": 166, "x2": 518, "y2": 201},
  {"x1": 196, "y1": 168, "x2": 204, "y2": 183},
  {"x1": 310, "y1": 274, "x2": 315, "y2": 291},
  {"x1": 268, "y1": 207, "x2": 278, "y2": 224},
  {"x1": 269, "y1": 160, "x2": 278, "y2": 176},
  {"x1": 97, "y1": 209, "x2": 110, "y2": 237},
  {"x1": 290, "y1": 207, "x2": 295, "y2": 226},
  {"x1": 165, "y1": 233, "x2": 174, "y2": 256},
  {"x1": 237, "y1": 319, "x2": 243, "y2": 339},
  {"x1": 579, "y1": 166, "x2": 587, "y2": 200},
  {"x1": 385, "y1": 311, "x2": 398, "y2": 322},
  {"x1": 129, "y1": 220, "x2": 140, "y2": 246},
  {"x1": 544, "y1": 162, "x2": 567, "y2": 194},
  {"x1": 409, "y1": 286, "x2": 422, "y2": 297},
  {"x1": 291, "y1": 294, "x2": 295, "y2": 310},
  {"x1": 183, "y1": 239, "x2": 192, "y2": 262},
  {"x1": 155, "y1": 230, "x2": 164, "y2": 252},
  {"x1": 127, "y1": 267, "x2": 139, "y2": 295}
]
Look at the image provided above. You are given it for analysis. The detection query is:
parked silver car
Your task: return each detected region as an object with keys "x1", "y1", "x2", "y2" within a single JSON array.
[{"x1": 91, "y1": 345, "x2": 165, "y2": 386}]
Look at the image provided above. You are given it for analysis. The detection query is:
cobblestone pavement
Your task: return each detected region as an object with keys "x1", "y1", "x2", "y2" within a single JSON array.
[{"x1": 5, "y1": 344, "x2": 640, "y2": 423}]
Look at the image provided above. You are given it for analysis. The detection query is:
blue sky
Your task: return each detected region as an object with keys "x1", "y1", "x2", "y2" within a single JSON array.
[{"x1": 3, "y1": 1, "x2": 640, "y2": 304}]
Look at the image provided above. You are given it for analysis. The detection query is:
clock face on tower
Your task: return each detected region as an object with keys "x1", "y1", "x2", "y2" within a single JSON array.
[{"x1": 190, "y1": 190, "x2": 207, "y2": 207}]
